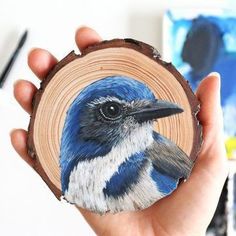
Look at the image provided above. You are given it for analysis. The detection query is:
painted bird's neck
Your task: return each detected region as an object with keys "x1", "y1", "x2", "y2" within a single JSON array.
[
  {"x1": 61, "y1": 122, "x2": 154, "y2": 193},
  {"x1": 73, "y1": 122, "x2": 154, "y2": 177},
  {"x1": 64, "y1": 123, "x2": 155, "y2": 206}
]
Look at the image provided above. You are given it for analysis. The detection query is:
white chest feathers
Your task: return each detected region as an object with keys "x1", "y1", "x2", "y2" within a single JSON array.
[{"x1": 64, "y1": 123, "x2": 163, "y2": 214}]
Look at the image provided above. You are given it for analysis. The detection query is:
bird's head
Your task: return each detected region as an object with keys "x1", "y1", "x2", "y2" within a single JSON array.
[
  {"x1": 60, "y1": 76, "x2": 183, "y2": 157},
  {"x1": 60, "y1": 76, "x2": 184, "y2": 193}
]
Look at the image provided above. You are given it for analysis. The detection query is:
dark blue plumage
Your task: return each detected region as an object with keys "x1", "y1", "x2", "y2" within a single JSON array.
[
  {"x1": 103, "y1": 137, "x2": 178, "y2": 199},
  {"x1": 60, "y1": 75, "x2": 193, "y2": 213},
  {"x1": 103, "y1": 152, "x2": 148, "y2": 198}
]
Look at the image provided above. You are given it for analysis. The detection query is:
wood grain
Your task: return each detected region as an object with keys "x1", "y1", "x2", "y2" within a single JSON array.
[{"x1": 28, "y1": 39, "x2": 202, "y2": 199}]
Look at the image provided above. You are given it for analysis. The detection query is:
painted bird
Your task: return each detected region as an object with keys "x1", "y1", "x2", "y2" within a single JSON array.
[{"x1": 60, "y1": 76, "x2": 193, "y2": 214}]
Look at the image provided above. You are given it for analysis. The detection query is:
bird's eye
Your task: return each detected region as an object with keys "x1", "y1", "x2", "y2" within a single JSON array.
[{"x1": 100, "y1": 102, "x2": 122, "y2": 120}]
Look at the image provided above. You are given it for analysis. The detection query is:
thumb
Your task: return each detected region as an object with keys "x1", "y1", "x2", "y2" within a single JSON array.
[
  {"x1": 161, "y1": 73, "x2": 228, "y2": 230},
  {"x1": 194, "y1": 72, "x2": 227, "y2": 178},
  {"x1": 196, "y1": 72, "x2": 223, "y2": 141}
]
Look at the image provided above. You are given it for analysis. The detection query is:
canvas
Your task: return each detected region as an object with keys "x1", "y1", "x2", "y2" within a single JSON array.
[{"x1": 163, "y1": 9, "x2": 236, "y2": 160}]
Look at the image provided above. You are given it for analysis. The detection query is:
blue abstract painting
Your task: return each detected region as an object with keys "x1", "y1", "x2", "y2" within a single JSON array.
[{"x1": 164, "y1": 9, "x2": 236, "y2": 159}]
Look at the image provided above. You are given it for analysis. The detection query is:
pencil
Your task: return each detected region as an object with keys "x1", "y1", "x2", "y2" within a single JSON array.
[{"x1": 0, "y1": 30, "x2": 28, "y2": 88}]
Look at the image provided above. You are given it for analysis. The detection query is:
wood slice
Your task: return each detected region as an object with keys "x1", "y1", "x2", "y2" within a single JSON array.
[{"x1": 28, "y1": 39, "x2": 202, "y2": 202}]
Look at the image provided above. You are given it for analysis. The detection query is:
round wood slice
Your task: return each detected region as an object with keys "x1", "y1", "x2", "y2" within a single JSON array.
[{"x1": 28, "y1": 39, "x2": 202, "y2": 200}]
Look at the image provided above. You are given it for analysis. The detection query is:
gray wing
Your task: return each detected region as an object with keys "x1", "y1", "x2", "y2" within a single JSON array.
[{"x1": 146, "y1": 132, "x2": 194, "y2": 179}]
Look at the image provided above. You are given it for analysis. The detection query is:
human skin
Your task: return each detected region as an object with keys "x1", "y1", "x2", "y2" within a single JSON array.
[{"x1": 10, "y1": 26, "x2": 228, "y2": 236}]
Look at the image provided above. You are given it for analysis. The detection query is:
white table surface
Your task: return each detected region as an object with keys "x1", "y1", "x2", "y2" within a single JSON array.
[{"x1": 0, "y1": 0, "x2": 228, "y2": 235}]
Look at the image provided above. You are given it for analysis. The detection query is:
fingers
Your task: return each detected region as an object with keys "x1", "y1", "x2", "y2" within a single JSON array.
[
  {"x1": 13, "y1": 27, "x2": 102, "y2": 160},
  {"x1": 16, "y1": 49, "x2": 58, "y2": 114},
  {"x1": 14, "y1": 80, "x2": 37, "y2": 114},
  {"x1": 28, "y1": 48, "x2": 58, "y2": 80},
  {"x1": 17, "y1": 27, "x2": 101, "y2": 115},
  {"x1": 10, "y1": 129, "x2": 35, "y2": 168},
  {"x1": 192, "y1": 72, "x2": 228, "y2": 180},
  {"x1": 75, "y1": 26, "x2": 102, "y2": 51},
  {"x1": 28, "y1": 27, "x2": 101, "y2": 81}
]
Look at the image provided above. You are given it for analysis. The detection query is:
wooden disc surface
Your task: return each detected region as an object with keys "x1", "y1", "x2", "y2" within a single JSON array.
[{"x1": 28, "y1": 39, "x2": 202, "y2": 198}]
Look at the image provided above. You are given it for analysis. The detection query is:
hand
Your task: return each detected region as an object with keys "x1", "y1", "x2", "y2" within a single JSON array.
[{"x1": 11, "y1": 26, "x2": 228, "y2": 236}]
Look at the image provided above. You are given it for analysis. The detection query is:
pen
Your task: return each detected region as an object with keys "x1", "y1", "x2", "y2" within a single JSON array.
[{"x1": 0, "y1": 30, "x2": 28, "y2": 88}]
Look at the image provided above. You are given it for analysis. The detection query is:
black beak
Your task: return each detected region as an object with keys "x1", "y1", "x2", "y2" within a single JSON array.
[{"x1": 129, "y1": 100, "x2": 184, "y2": 123}]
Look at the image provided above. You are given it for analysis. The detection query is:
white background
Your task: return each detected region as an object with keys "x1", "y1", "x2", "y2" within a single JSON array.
[{"x1": 0, "y1": 0, "x2": 231, "y2": 235}]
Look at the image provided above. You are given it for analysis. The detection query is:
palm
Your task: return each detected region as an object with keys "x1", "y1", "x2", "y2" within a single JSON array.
[
  {"x1": 79, "y1": 147, "x2": 226, "y2": 236},
  {"x1": 11, "y1": 27, "x2": 228, "y2": 236}
]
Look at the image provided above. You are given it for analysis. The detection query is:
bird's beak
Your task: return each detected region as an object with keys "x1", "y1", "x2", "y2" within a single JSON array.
[{"x1": 129, "y1": 100, "x2": 184, "y2": 123}]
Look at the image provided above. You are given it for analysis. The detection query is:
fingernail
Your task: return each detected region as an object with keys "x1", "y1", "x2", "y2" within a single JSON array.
[
  {"x1": 13, "y1": 80, "x2": 20, "y2": 87},
  {"x1": 13, "y1": 79, "x2": 24, "y2": 88},
  {"x1": 10, "y1": 128, "x2": 17, "y2": 136},
  {"x1": 77, "y1": 24, "x2": 88, "y2": 29},
  {"x1": 28, "y1": 47, "x2": 39, "y2": 55},
  {"x1": 75, "y1": 25, "x2": 88, "y2": 33},
  {"x1": 208, "y1": 72, "x2": 221, "y2": 79},
  {"x1": 208, "y1": 72, "x2": 221, "y2": 93},
  {"x1": 208, "y1": 72, "x2": 221, "y2": 104}
]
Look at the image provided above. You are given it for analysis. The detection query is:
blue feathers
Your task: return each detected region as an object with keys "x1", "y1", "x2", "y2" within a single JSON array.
[
  {"x1": 150, "y1": 168, "x2": 177, "y2": 195},
  {"x1": 73, "y1": 76, "x2": 156, "y2": 103},
  {"x1": 103, "y1": 152, "x2": 148, "y2": 198},
  {"x1": 103, "y1": 151, "x2": 178, "y2": 198}
]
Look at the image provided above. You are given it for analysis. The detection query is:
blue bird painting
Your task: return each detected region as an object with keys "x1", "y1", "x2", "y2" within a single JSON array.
[{"x1": 59, "y1": 76, "x2": 193, "y2": 214}]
